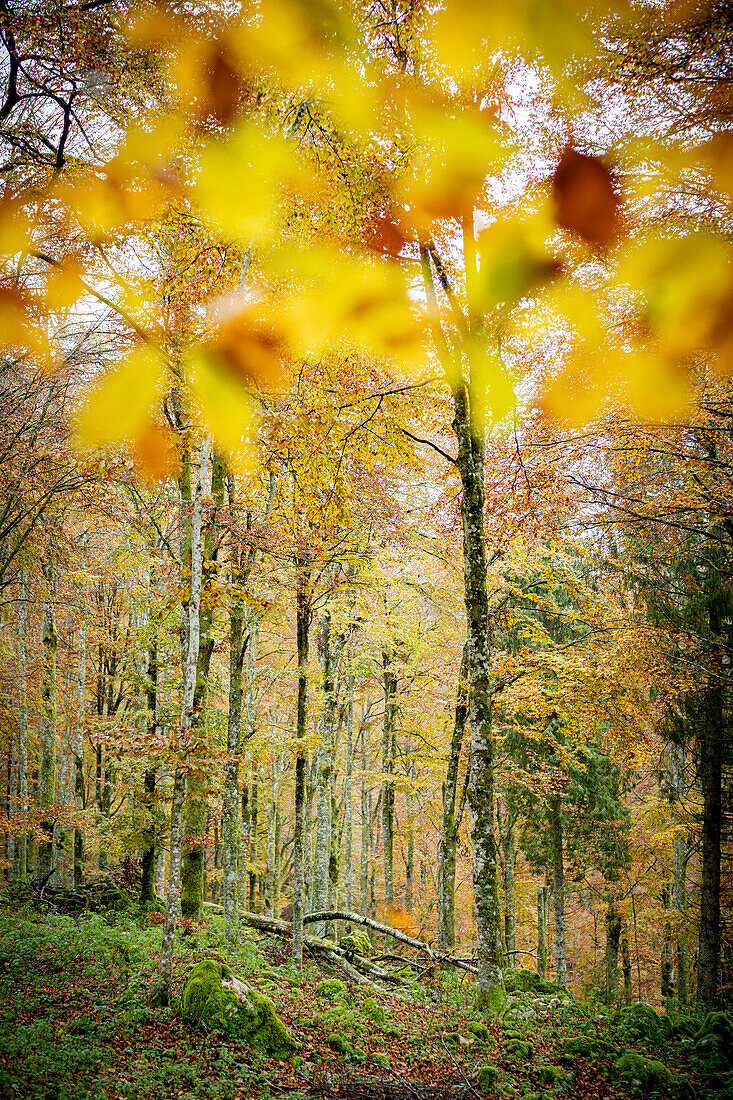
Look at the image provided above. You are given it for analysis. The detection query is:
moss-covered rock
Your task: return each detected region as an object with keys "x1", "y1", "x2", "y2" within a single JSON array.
[
  {"x1": 504, "y1": 968, "x2": 562, "y2": 996},
  {"x1": 505, "y1": 1038, "x2": 533, "y2": 1061},
  {"x1": 315, "y1": 978, "x2": 348, "y2": 1001},
  {"x1": 470, "y1": 1021, "x2": 491, "y2": 1042},
  {"x1": 339, "y1": 930, "x2": 374, "y2": 957},
  {"x1": 671, "y1": 1016, "x2": 699, "y2": 1039},
  {"x1": 181, "y1": 960, "x2": 299, "y2": 1059},
  {"x1": 536, "y1": 1065, "x2": 563, "y2": 1086},
  {"x1": 614, "y1": 1002, "x2": 663, "y2": 1044},
  {"x1": 477, "y1": 1064, "x2": 500, "y2": 1091},
  {"x1": 694, "y1": 1011, "x2": 733, "y2": 1072},
  {"x1": 361, "y1": 997, "x2": 386, "y2": 1024},
  {"x1": 613, "y1": 1050, "x2": 674, "y2": 1094},
  {"x1": 562, "y1": 1038, "x2": 593, "y2": 1058},
  {"x1": 327, "y1": 1033, "x2": 353, "y2": 1054}
]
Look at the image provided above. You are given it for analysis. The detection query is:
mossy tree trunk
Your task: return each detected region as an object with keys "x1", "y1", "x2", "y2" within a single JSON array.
[
  {"x1": 661, "y1": 883, "x2": 674, "y2": 1012},
  {"x1": 696, "y1": 596, "x2": 723, "y2": 1012},
  {"x1": 621, "y1": 921, "x2": 632, "y2": 1003},
  {"x1": 292, "y1": 557, "x2": 311, "y2": 967},
  {"x1": 359, "y1": 718, "x2": 371, "y2": 918},
  {"x1": 139, "y1": 622, "x2": 158, "y2": 906},
  {"x1": 342, "y1": 673, "x2": 354, "y2": 914},
  {"x1": 537, "y1": 886, "x2": 548, "y2": 979},
  {"x1": 154, "y1": 436, "x2": 209, "y2": 1005},
  {"x1": 182, "y1": 452, "x2": 223, "y2": 920},
  {"x1": 37, "y1": 558, "x2": 57, "y2": 882},
  {"x1": 547, "y1": 797, "x2": 567, "y2": 988},
  {"x1": 438, "y1": 643, "x2": 468, "y2": 951},
  {"x1": 497, "y1": 798, "x2": 517, "y2": 969},
  {"x1": 15, "y1": 568, "x2": 27, "y2": 882},
  {"x1": 381, "y1": 647, "x2": 398, "y2": 921}
]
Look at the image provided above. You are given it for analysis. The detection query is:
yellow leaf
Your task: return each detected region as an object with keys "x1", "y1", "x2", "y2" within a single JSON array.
[
  {"x1": 75, "y1": 344, "x2": 167, "y2": 446},
  {"x1": 189, "y1": 346, "x2": 256, "y2": 478},
  {"x1": 44, "y1": 260, "x2": 85, "y2": 311}
]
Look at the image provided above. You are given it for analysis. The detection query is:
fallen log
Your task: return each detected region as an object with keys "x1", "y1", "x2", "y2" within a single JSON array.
[{"x1": 302, "y1": 910, "x2": 478, "y2": 976}]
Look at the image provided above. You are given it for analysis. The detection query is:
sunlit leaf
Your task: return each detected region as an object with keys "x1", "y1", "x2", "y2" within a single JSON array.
[
  {"x1": 135, "y1": 420, "x2": 178, "y2": 483},
  {"x1": 75, "y1": 344, "x2": 168, "y2": 446},
  {"x1": 476, "y1": 213, "x2": 561, "y2": 311},
  {"x1": 44, "y1": 259, "x2": 86, "y2": 311},
  {"x1": 189, "y1": 346, "x2": 256, "y2": 478},
  {"x1": 552, "y1": 147, "x2": 621, "y2": 247}
]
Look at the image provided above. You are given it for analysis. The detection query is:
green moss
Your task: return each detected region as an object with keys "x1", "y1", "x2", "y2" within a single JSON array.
[
  {"x1": 477, "y1": 1064, "x2": 500, "y2": 1091},
  {"x1": 504, "y1": 968, "x2": 560, "y2": 996},
  {"x1": 372, "y1": 1052, "x2": 390, "y2": 1069},
  {"x1": 361, "y1": 997, "x2": 386, "y2": 1024},
  {"x1": 470, "y1": 1021, "x2": 491, "y2": 1042},
  {"x1": 614, "y1": 1002, "x2": 663, "y2": 1044},
  {"x1": 327, "y1": 1033, "x2": 353, "y2": 1054},
  {"x1": 339, "y1": 930, "x2": 374, "y2": 957},
  {"x1": 694, "y1": 1011, "x2": 733, "y2": 1072},
  {"x1": 614, "y1": 1051, "x2": 674, "y2": 1094},
  {"x1": 562, "y1": 1038, "x2": 593, "y2": 1058},
  {"x1": 536, "y1": 1065, "x2": 563, "y2": 1086},
  {"x1": 477, "y1": 984, "x2": 507, "y2": 1015},
  {"x1": 181, "y1": 959, "x2": 299, "y2": 1059},
  {"x1": 671, "y1": 1016, "x2": 699, "y2": 1039},
  {"x1": 315, "y1": 978, "x2": 348, "y2": 1001},
  {"x1": 505, "y1": 1039, "x2": 533, "y2": 1061}
]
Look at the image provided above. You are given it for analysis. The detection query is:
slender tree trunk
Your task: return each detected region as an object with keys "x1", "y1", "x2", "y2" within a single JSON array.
[
  {"x1": 621, "y1": 921, "x2": 632, "y2": 1003},
  {"x1": 547, "y1": 797, "x2": 567, "y2": 988},
  {"x1": 669, "y1": 739, "x2": 689, "y2": 1008},
  {"x1": 153, "y1": 436, "x2": 209, "y2": 1005},
  {"x1": 696, "y1": 599, "x2": 723, "y2": 1012},
  {"x1": 15, "y1": 569, "x2": 27, "y2": 882},
  {"x1": 154, "y1": 762, "x2": 168, "y2": 895},
  {"x1": 248, "y1": 778, "x2": 259, "y2": 912},
  {"x1": 537, "y1": 886, "x2": 548, "y2": 979},
  {"x1": 223, "y1": 486, "x2": 246, "y2": 940},
  {"x1": 73, "y1": 622, "x2": 85, "y2": 888},
  {"x1": 381, "y1": 649, "x2": 397, "y2": 920},
  {"x1": 438, "y1": 644, "x2": 468, "y2": 951},
  {"x1": 140, "y1": 627, "x2": 158, "y2": 905},
  {"x1": 661, "y1": 883, "x2": 674, "y2": 1013},
  {"x1": 343, "y1": 675, "x2": 354, "y2": 914},
  {"x1": 38, "y1": 560, "x2": 57, "y2": 882},
  {"x1": 605, "y1": 896, "x2": 621, "y2": 1005},
  {"x1": 292, "y1": 559, "x2": 310, "y2": 967},
  {"x1": 405, "y1": 791, "x2": 414, "y2": 911},
  {"x1": 360, "y1": 722, "x2": 371, "y2": 917},
  {"x1": 497, "y1": 800, "x2": 516, "y2": 969}
]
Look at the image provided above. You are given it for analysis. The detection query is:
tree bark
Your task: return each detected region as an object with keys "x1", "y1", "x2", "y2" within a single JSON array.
[
  {"x1": 15, "y1": 569, "x2": 27, "y2": 882},
  {"x1": 37, "y1": 559, "x2": 57, "y2": 882},
  {"x1": 547, "y1": 796, "x2": 567, "y2": 988},
  {"x1": 438, "y1": 643, "x2": 468, "y2": 951},
  {"x1": 537, "y1": 886, "x2": 548, "y2": 979},
  {"x1": 153, "y1": 435, "x2": 209, "y2": 1005},
  {"x1": 605, "y1": 896, "x2": 621, "y2": 1004},
  {"x1": 497, "y1": 799, "x2": 516, "y2": 969},
  {"x1": 381, "y1": 648, "x2": 398, "y2": 922},
  {"x1": 696, "y1": 659, "x2": 722, "y2": 1011},
  {"x1": 292, "y1": 558, "x2": 311, "y2": 967}
]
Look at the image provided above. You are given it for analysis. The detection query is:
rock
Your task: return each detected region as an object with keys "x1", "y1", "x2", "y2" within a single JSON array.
[
  {"x1": 614, "y1": 1002, "x2": 663, "y2": 1044},
  {"x1": 477, "y1": 1064, "x2": 500, "y2": 1092},
  {"x1": 504, "y1": 968, "x2": 564, "y2": 997},
  {"x1": 361, "y1": 996, "x2": 386, "y2": 1024},
  {"x1": 613, "y1": 1050, "x2": 674, "y2": 1094},
  {"x1": 339, "y1": 930, "x2": 374, "y2": 957},
  {"x1": 671, "y1": 1016, "x2": 698, "y2": 1039},
  {"x1": 562, "y1": 1038, "x2": 593, "y2": 1058},
  {"x1": 536, "y1": 1065, "x2": 564, "y2": 1086},
  {"x1": 505, "y1": 1038, "x2": 533, "y2": 1061},
  {"x1": 469, "y1": 1021, "x2": 491, "y2": 1042},
  {"x1": 694, "y1": 1011, "x2": 733, "y2": 1072},
  {"x1": 181, "y1": 959, "x2": 299, "y2": 1059},
  {"x1": 327, "y1": 1032, "x2": 353, "y2": 1054}
]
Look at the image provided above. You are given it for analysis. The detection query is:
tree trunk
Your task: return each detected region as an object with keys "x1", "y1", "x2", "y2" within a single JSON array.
[
  {"x1": 248, "y1": 777, "x2": 258, "y2": 912},
  {"x1": 38, "y1": 559, "x2": 57, "y2": 882},
  {"x1": 621, "y1": 920, "x2": 632, "y2": 1003},
  {"x1": 73, "y1": 621, "x2": 85, "y2": 889},
  {"x1": 438, "y1": 643, "x2": 468, "y2": 951},
  {"x1": 292, "y1": 559, "x2": 310, "y2": 967},
  {"x1": 452, "y1": 375, "x2": 505, "y2": 1009},
  {"x1": 360, "y1": 720, "x2": 371, "y2": 917},
  {"x1": 497, "y1": 799, "x2": 516, "y2": 969},
  {"x1": 139, "y1": 628, "x2": 158, "y2": 906},
  {"x1": 343, "y1": 675, "x2": 354, "y2": 914},
  {"x1": 153, "y1": 436, "x2": 209, "y2": 1005},
  {"x1": 661, "y1": 883, "x2": 674, "y2": 1013},
  {"x1": 537, "y1": 886, "x2": 548, "y2": 979},
  {"x1": 15, "y1": 569, "x2": 28, "y2": 882},
  {"x1": 605, "y1": 896, "x2": 621, "y2": 1004},
  {"x1": 696, "y1": 600, "x2": 723, "y2": 1012},
  {"x1": 547, "y1": 797, "x2": 567, "y2": 988},
  {"x1": 381, "y1": 649, "x2": 398, "y2": 922}
]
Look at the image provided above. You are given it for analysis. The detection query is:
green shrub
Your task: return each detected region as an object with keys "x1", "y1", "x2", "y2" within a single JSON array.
[
  {"x1": 694, "y1": 1011, "x2": 733, "y2": 1072},
  {"x1": 315, "y1": 978, "x2": 348, "y2": 1001}
]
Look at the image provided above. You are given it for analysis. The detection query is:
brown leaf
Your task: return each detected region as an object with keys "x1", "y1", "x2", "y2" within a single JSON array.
[
  {"x1": 552, "y1": 146, "x2": 620, "y2": 246},
  {"x1": 206, "y1": 48, "x2": 246, "y2": 126}
]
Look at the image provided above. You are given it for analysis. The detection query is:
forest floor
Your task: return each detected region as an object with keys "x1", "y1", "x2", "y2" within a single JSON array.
[{"x1": 0, "y1": 887, "x2": 729, "y2": 1100}]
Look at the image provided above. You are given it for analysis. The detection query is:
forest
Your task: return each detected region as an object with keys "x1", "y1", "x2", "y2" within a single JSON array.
[{"x1": 0, "y1": 2, "x2": 731, "y2": 1099}]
